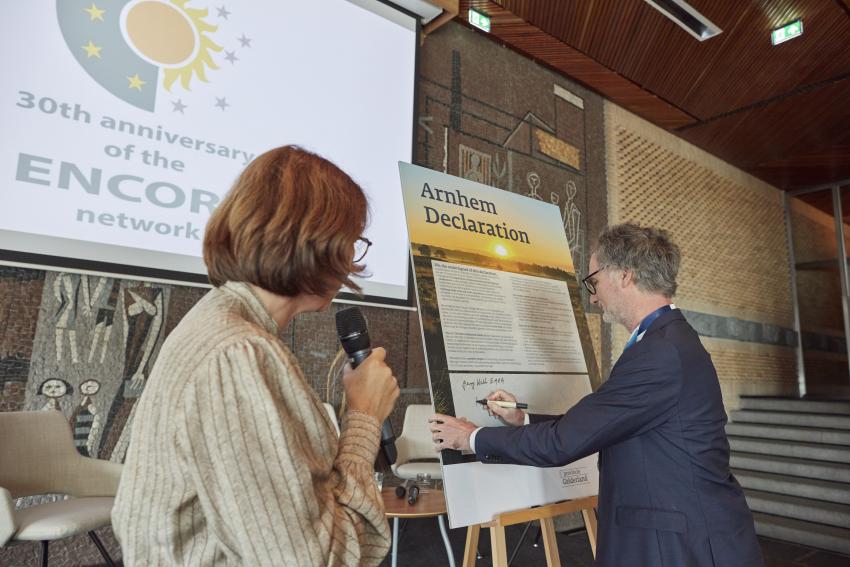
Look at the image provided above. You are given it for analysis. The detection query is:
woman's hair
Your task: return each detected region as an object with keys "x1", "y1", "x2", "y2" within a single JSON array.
[{"x1": 204, "y1": 145, "x2": 368, "y2": 296}]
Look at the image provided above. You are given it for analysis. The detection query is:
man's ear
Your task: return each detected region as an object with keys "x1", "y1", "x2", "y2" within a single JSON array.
[{"x1": 620, "y1": 268, "x2": 634, "y2": 288}]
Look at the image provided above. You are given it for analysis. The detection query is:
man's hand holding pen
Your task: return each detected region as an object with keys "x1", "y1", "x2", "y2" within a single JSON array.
[
  {"x1": 429, "y1": 389, "x2": 527, "y2": 452},
  {"x1": 481, "y1": 389, "x2": 526, "y2": 426}
]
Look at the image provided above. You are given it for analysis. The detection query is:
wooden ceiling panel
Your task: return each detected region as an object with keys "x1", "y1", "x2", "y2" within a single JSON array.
[
  {"x1": 678, "y1": 1, "x2": 850, "y2": 117},
  {"x1": 749, "y1": 136, "x2": 850, "y2": 191},
  {"x1": 455, "y1": 1, "x2": 850, "y2": 189},
  {"x1": 677, "y1": 79, "x2": 850, "y2": 170},
  {"x1": 461, "y1": 1, "x2": 697, "y2": 129},
  {"x1": 496, "y1": 0, "x2": 850, "y2": 120}
]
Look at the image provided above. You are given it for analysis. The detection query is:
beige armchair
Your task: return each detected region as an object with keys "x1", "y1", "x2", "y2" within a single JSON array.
[
  {"x1": 390, "y1": 404, "x2": 442, "y2": 481},
  {"x1": 0, "y1": 410, "x2": 122, "y2": 566}
]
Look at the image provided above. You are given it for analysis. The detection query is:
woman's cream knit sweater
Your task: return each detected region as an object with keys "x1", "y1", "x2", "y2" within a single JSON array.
[{"x1": 112, "y1": 282, "x2": 391, "y2": 566}]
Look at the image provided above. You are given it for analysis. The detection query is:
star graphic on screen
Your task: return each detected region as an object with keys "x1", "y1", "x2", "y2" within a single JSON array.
[
  {"x1": 237, "y1": 34, "x2": 252, "y2": 48},
  {"x1": 217, "y1": 6, "x2": 230, "y2": 20},
  {"x1": 215, "y1": 97, "x2": 230, "y2": 111},
  {"x1": 224, "y1": 50, "x2": 238, "y2": 64},
  {"x1": 127, "y1": 74, "x2": 145, "y2": 91},
  {"x1": 81, "y1": 41, "x2": 102, "y2": 59},
  {"x1": 84, "y1": 3, "x2": 105, "y2": 21},
  {"x1": 172, "y1": 99, "x2": 187, "y2": 113}
]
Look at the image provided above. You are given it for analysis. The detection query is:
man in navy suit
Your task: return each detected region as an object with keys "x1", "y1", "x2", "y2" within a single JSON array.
[{"x1": 429, "y1": 223, "x2": 763, "y2": 567}]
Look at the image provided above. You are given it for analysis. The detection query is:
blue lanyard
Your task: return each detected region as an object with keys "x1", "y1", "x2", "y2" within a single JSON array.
[
  {"x1": 637, "y1": 304, "x2": 673, "y2": 336},
  {"x1": 625, "y1": 305, "x2": 673, "y2": 350}
]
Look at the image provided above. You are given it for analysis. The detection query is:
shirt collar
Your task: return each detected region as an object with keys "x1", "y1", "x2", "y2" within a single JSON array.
[{"x1": 220, "y1": 281, "x2": 280, "y2": 336}]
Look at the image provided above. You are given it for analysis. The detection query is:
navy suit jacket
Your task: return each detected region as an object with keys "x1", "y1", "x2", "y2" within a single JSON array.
[{"x1": 475, "y1": 309, "x2": 763, "y2": 567}]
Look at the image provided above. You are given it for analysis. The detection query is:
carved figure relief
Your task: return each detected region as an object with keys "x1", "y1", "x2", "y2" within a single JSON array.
[{"x1": 71, "y1": 379, "x2": 102, "y2": 456}]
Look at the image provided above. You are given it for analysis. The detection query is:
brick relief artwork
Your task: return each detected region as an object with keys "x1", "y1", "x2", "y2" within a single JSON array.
[
  {"x1": 21, "y1": 273, "x2": 170, "y2": 463},
  {"x1": 416, "y1": 22, "x2": 608, "y2": 387},
  {"x1": 416, "y1": 23, "x2": 607, "y2": 285}
]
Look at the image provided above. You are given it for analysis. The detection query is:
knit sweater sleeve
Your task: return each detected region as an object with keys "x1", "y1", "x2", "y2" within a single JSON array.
[{"x1": 176, "y1": 337, "x2": 390, "y2": 566}]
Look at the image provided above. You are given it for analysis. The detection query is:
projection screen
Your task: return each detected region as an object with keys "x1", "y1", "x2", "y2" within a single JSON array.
[{"x1": 0, "y1": 0, "x2": 417, "y2": 306}]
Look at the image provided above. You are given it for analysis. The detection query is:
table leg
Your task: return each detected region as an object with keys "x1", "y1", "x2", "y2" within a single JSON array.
[
  {"x1": 392, "y1": 517, "x2": 399, "y2": 567},
  {"x1": 437, "y1": 515, "x2": 456, "y2": 567}
]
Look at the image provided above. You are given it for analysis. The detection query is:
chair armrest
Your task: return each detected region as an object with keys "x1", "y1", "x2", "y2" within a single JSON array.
[
  {"x1": 0, "y1": 486, "x2": 16, "y2": 547},
  {"x1": 392, "y1": 436, "x2": 413, "y2": 474},
  {"x1": 69, "y1": 458, "x2": 123, "y2": 497}
]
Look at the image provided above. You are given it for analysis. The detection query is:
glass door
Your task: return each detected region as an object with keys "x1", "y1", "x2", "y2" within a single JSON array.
[{"x1": 787, "y1": 186, "x2": 850, "y2": 396}]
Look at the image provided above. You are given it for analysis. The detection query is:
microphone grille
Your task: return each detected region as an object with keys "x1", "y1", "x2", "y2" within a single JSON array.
[
  {"x1": 336, "y1": 307, "x2": 371, "y2": 355},
  {"x1": 335, "y1": 307, "x2": 367, "y2": 338}
]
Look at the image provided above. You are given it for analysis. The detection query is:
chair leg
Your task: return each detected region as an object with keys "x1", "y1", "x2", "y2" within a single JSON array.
[
  {"x1": 40, "y1": 540, "x2": 48, "y2": 567},
  {"x1": 532, "y1": 525, "x2": 542, "y2": 547},
  {"x1": 88, "y1": 531, "x2": 116, "y2": 567},
  {"x1": 507, "y1": 522, "x2": 533, "y2": 566}
]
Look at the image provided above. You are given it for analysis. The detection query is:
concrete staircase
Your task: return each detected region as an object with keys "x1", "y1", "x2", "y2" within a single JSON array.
[{"x1": 727, "y1": 396, "x2": 850, "y2": 556}]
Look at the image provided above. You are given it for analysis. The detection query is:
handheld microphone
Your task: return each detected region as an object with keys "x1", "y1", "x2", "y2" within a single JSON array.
[
  {"x1": 395, "y1": 479, "x2": 414, "y2": 498},
  {"x1": 407, "y1": 483, "x2": 420, "y2": 505},
  {"x1": 335, "y1": 307, "x2": 398, "y2": 464}
]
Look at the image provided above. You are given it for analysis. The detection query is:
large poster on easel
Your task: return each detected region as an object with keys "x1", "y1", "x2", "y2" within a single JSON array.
[{"x1": 398, "y1": 162, "x2": 599, "y2": 528}]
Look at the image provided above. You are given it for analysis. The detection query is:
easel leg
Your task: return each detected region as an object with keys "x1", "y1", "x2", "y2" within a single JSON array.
[
  {"x1": 463, "y1": 525, "x2": 480, "y2": 567},
  {"x1": 582, "y1": 508, "x2": 598, "y2": 559},
  {"x1": 539, "y1": 518, "x2": 561, "y2": 567},
  {"x1": 489, "y1": 526, "x2": 507, "y2": 567}
]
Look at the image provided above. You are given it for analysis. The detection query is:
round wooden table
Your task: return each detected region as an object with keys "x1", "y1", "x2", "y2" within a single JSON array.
[{"x1": 381, "y1": 486, "x2": 455, "y2": 567}]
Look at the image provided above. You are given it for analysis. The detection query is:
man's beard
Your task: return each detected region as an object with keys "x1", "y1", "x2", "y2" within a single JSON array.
[{"x1": 601, "y1": 303, "x2": 626, "y2": 327}]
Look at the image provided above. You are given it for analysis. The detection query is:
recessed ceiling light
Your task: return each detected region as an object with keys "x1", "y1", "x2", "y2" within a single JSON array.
[{"x1": 643, "y1": 0, "x2": 723, "y2": 41}]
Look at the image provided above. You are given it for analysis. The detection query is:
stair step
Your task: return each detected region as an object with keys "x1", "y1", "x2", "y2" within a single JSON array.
[
  {"x1": 725, "y1": 423, "x2": 850, "y2": 446},
  {"x1": 752, "y1": 512, "x2": 850, "y2": 555},
  {"x1": 728, "y1": 436, "x2": 850, "y2": 464},
  {"x1": 730, "y1": 452, "x2": 850, "y2": 483},
  {"x1": 730, "y1": 410, "x2": 850, "y2": 430},
  {"x1": 734, "y1": 469, "x2": 850, "y2": 506},
  {"x1": 739, "y1": 397, "x2": 850, "y2": 415},
  {"x1": 744, "y1": 489, "x2": 850, "y2": 528}
]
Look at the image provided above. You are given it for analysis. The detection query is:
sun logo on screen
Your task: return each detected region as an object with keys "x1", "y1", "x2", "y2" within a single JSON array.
[
  {"x1": 123, "y1": 0, "x2": 221, "y2": 91},
  {"x1": 56, "y1": 0, "x2": 230, "y2": 113},
  {"x1": 493, "y1": 243, "x2": 510, "y2": 257}
]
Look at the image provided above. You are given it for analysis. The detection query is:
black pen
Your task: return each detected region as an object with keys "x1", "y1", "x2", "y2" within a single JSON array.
[{"x1": 476, "y1": 398, "x2": 528, "y2": 409}]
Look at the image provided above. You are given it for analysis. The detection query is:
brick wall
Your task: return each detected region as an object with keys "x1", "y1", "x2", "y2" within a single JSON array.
[{"x1": 605, "y1": 102, "x2": 799, "y2": 407}]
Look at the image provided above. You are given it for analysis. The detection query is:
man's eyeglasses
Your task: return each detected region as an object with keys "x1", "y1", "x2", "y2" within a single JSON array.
[
  {"x1": 581, "y1": 265, "x2": 607, "y2": 295},
  {"x1": 354, "y1": 237, "x2": 372, "y2": 263}
]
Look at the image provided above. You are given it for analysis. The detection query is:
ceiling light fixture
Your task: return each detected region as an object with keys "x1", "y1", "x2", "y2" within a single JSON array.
[{"x1": 642, "y1": 0, "x2": 722, "y2": 41}]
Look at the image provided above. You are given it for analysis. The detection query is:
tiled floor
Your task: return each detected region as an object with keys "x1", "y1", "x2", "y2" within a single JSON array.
[
  {"x1": 378, "y1": 517, "x2": 850, "y2": 566},
  {"x1": 81, "y1": 516, "x2": 849, "y2": 566}
]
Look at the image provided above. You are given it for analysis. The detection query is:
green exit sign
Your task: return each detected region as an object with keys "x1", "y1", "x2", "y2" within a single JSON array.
[
  {"x1": 469, "y1": 9, "x2": 491, "y2": 33},
  {"x1": 771, "y1": 20, "x2": 803, "y2": 45}
]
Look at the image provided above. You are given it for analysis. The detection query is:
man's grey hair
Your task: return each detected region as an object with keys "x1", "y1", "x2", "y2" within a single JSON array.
[{"x1": 593, "y1": 223, "x2": 680, "y2": 297}]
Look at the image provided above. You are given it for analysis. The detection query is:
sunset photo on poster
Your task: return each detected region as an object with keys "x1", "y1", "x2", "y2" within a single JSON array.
[{"x1": 399, "y1": 162, "x2": 574, "y2": 275}]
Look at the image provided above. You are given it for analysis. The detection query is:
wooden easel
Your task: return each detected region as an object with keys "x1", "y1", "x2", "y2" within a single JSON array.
[{"x1": 462, "y1": 495, "x2": 598, "y2": 567}]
